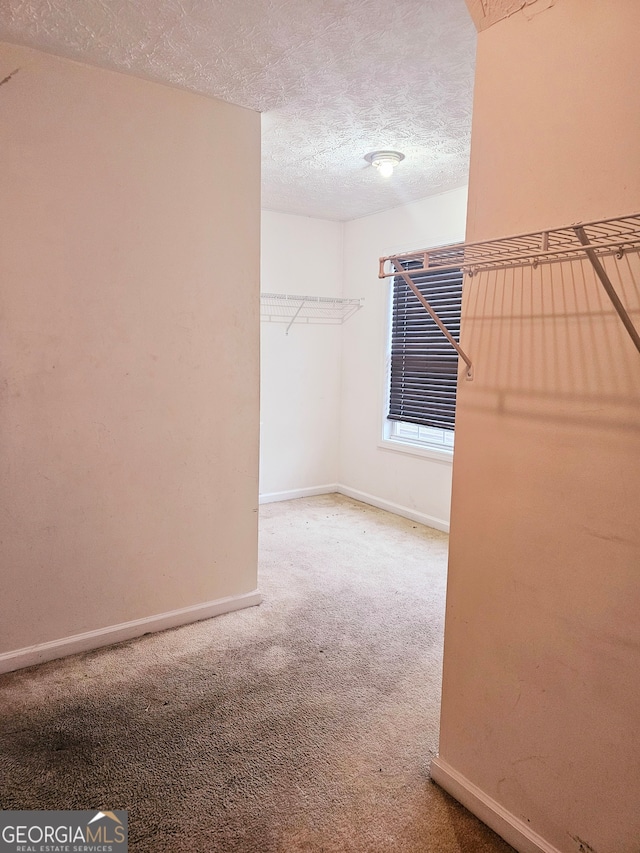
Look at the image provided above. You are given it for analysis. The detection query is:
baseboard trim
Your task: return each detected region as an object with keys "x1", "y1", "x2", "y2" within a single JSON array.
[
  {"x1": 336, "y1": 485, "x2": 450, "y2": 533},
  {"x1": 259, "y1": 483, "x2": 450, "y2": 532},
  {"x1": 0, "y1": 590, "x2": 263, "y2": 675},
  {"x1": 430, "y1": 757, "x2": 561, "y2": 853},
  {"x1": 259, "y1": 484, "x2": 338, "y2": 504}
]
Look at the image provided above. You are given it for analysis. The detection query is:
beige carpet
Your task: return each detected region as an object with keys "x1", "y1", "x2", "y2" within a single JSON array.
[{"x1": 0, "y1": 494, "x2": 514, "y2": 852}]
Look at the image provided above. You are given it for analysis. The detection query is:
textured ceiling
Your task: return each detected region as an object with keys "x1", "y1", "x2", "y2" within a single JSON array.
[{"x1": 0, "y1": 0, "x2": 477, "y2": 221}]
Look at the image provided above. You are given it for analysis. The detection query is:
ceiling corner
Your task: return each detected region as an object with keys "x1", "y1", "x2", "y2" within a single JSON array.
[
  {"x1": 463, "y1": 0, "x2": 486, "y2": 31},
  {"x1": 464, "y1": 0, "x2": 555, "y2": 32}
]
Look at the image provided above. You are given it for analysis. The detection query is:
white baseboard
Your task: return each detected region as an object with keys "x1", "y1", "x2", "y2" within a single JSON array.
[
  {"x1": 0, "y1": 590, "x2": 263, "y2": 675},
  {"x1": 259, "y1": 484, "x2": 338, "y2": 504},
  {"x1": 430, "y1": 757, "x2": 561, "y2": 853},
  {"x1": 258, "y1": 482, "x2": 450, "y2": 533},
  {"x1": 336, "y1": 485, "x2": 450, "y2": 533}
]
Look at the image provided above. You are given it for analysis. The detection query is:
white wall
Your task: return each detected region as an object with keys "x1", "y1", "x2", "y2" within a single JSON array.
[
  {"x1": 339, "y1": 189, "x2": 468, "y2": 530},
  {"x1": 0, "y1": 42, "x2": 261, "y2": 667},
  {"x1": 260, "y1": 211, "x2": 343, "y2": 499},
  {"x1": 436, "y1": 3, "x2": 640, "y2": 852}
]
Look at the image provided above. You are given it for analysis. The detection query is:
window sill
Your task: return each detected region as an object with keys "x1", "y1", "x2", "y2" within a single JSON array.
[{"x1": 378, "y1": 437, "x2": 454, "y2": 464}]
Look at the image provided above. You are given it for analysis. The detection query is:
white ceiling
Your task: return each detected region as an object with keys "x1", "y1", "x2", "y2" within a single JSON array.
[{"x1": 0, "y1": 0, "x2": 477, "y2": 221}]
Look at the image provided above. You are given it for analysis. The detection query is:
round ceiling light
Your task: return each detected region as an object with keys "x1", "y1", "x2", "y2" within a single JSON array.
[{"x1": 364, "y1": 150, "x2": 405, "y2": 177}]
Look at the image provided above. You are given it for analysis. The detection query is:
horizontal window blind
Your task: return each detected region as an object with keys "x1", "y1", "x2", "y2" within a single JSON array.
[{"x1": 388, "y1": 264, "x2": 463, "y2": 431}]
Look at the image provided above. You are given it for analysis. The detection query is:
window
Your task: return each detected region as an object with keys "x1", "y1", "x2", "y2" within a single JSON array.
[{"x1": 385, "y1": 263, "x2": 463, "y2": 455}]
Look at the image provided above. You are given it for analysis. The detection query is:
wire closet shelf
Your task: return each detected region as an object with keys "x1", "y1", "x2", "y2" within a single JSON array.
[
  {"x1": 378, "y1": 213, "x2": 640, "y2": 278},
  {"x1": 261, "y1": 293, "x2": 363, "y2": 335},
  {"x1": 378, "y1": 212, "x2": 640, "y2": 380}
]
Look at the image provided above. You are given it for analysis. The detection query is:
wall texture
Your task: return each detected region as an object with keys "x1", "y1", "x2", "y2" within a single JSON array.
[
  {"x1": 0, "y1": 43, "x2": 261, "y2": 659},
  {"x1": 438, "y1": 3, "x2": 640, "y2": 852},
  {"x1": 340, "y1": 189, "x2": 468, "y2": 531},
  {"x1": 260, "y1": 211, "x2": 343, "y2": 498}
]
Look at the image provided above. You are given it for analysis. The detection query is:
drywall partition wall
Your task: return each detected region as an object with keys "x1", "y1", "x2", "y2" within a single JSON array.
[
  {"x1": 0, "y1": 43, "x2": 261, "y2": 666},
  {"x1": 437, "y1": 3, "x2": 640, "y2": 852},
  {"x1": 259, "y1": 211, "x2": 343, "y2": 500},
  {"x1": 340, "y1": 189, "x2": 468, "y2": 531}
]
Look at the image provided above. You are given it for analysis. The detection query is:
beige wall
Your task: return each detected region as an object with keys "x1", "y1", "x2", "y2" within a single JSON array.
[
  {"x1": 439, "y1": 2, "x2": 640, "y2": 852},
  {"x1": 0, "y1": 43, "x2": 261, "y2": 656}
]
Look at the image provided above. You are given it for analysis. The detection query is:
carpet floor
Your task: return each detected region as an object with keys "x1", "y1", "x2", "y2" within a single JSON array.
[{"x1": 0, "y1": 494, "x2": 515, "y2": 852}]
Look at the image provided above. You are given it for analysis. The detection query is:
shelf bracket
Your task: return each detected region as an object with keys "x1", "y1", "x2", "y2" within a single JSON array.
[
  {"x1": 574, "y1": 226, "x2": 640, "y2": 354},
  {"x1": 391, "y1": 258, "x2": 474, "y2": 381},
  {"x1": 285, "y1": 299, "x2": 306, "y2": 335}
]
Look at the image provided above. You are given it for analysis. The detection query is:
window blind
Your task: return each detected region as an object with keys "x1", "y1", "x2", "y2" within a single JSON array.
[{"x1": 388, "y1": 264, "x2": 463, "y2": 431}]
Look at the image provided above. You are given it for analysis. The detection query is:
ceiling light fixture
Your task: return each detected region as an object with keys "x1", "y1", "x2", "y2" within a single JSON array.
[{"x1": 364, "y1": 150, "x2": 405, "y2": 178}]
